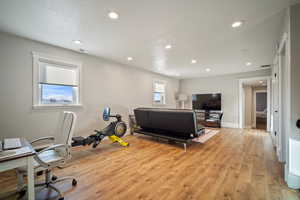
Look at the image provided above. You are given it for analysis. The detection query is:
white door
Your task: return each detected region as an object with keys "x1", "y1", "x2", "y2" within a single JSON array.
[{"x1": 272, "y1": 61, "x2": 282, "y2": 161}]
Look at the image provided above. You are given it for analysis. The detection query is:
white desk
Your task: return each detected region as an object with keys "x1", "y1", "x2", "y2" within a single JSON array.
[{"x1": 0, "y1": 139, "x2": 35, "y2": 200}]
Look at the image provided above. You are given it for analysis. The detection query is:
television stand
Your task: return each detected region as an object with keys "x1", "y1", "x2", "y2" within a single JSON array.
[{"x1": 195, "y1": 110, "x2": 223, "y2": 128}]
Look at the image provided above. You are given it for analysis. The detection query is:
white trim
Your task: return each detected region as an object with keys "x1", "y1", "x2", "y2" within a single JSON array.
[
  {"x1": 278, "y1": 32, "x2": 290, "y2": 163},
  {"x1": 272, "y1": 57, "x2": 282, "y2": 161},
  {"x1": 32, "y1": 52, "x2": 82, "y2": 109},
  {"x1": 239, "y1": 78, "x2": 248, "y2": 129},
  {"x1": 280, "y1": 8, "x2": 297, "y2": 188},
  {"x1": 152, "y1": 79, "x2": 167, "y2": 106},
  {"x1": 32, "y1": 52, "x2": 82, "y2": 67},
  {"x1": 32, "y1": 104, "x2": 83, "y2": 109},
  {"x1": 267, "y1": 78, "x2": 271, "y2": 132},
  {"x1": 277, "y1": 30, "x2": 291, "y2": 166},
  {"x1": 278, "y1": 32, "x2": 288, "y2": 54},
  {"x1": 238, "y1": 80, "x2": 244, "y2": 129}
]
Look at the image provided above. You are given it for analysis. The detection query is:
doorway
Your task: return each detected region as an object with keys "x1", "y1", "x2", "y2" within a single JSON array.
[
  {"x1": 239, "y1": 76, "x2": 271, "y2": 131},
  {"x1": 255, "y1": 91, "x2": 267, "y2": 130}
]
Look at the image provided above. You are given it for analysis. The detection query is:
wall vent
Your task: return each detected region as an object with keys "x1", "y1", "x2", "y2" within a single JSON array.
[{"x1": 260, "y1": 64, "x2": 271, "y2": 68}]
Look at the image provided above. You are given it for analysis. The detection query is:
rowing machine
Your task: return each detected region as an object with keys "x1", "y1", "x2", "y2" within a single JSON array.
[{"x1": 72, "y1": 107, "x2": 129, "y2": 148}]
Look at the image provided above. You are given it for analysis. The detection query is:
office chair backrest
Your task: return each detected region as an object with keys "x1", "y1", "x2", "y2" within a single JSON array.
[{"x1": 57, "y1": 111, "x2": 77, "y2": 146}]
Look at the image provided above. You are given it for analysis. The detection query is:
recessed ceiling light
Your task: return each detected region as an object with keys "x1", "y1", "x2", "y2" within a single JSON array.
[
  {"x1": 246, "y1": 62, "x2": 252, "y2": 66},
  {"x1": 232, "y1": 21, "x2": 243, "y2": 28},
  {"x1": 205, "y1": 68, "x2": 211, "y2": 72},
  {"x1": 259, "y1": 80, "x2": 263, "y2": 84},
  {"x1": 73, "y1": 40, "x2": 82, "y2": 45},
  {"x1": 165, "y1": 44, "x2": 172, "y2": 49},
  {"x1": 108, "y1": 11, "x2": 119, "y2": 19},
  {"x1": 127, "y1": 57, "x2": 133, "y2": 61},
  {"x1": 191, "y1": 59, "x2": 197, "y2": 64}
]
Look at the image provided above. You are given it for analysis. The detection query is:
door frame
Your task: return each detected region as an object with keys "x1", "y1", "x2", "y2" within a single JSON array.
[
  {"x1": 277, "y1": 32, "x2": 290, "y2": 163},
  {"x1": 238, "y1": 76, "x2": 271, "y2": 131}
]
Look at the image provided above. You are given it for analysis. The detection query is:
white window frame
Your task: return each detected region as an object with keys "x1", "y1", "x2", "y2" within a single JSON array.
[
  {"x1": 153, "y1": 80, "x2": 167, "y2": 105},
  {"x1": 32, "y1": 52, "x2": 82, "y2": 109}
]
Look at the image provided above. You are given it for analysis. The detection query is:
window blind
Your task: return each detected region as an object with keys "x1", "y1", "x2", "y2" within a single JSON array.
[
  {"x1": 154, "y1": 82, "x2": 165, "y2": 93},
  {"x1": 39, "y1": 62, "x2": 78, "y2": 86}
]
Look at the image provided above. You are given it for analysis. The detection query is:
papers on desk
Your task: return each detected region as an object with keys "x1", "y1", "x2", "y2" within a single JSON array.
[
  {"x1": 3, "y1": 138, "x2": 22, "y2": 150},
  {"x1": 0, "y1": 146, "x2": 32, "y2": 159}
]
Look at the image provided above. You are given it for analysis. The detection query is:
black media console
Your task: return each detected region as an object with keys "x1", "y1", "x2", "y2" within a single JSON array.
[{"x1": 195, "y1": 110, "x2": 223, "y2": 128}]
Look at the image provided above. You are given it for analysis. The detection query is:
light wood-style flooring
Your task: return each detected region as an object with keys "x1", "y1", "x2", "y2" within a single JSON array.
[{"x1": 0, "y1": 128, "x2": 299, "y2": 200}]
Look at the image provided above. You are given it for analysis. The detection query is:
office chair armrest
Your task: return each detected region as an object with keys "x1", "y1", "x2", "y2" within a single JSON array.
[
  {"x1": 38, "y1": 144, "x2": 67, "y2": 154},
  {"x1": 31, "y1": 136, "x2": 55, "y2": 144}
]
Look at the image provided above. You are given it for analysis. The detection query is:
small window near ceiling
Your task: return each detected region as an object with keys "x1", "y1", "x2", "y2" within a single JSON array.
[
  {"x1": 153, "y1": 80, "x2": 166, "y2": 105},
  {"x1": 32, "y1": 52, "x2": 82, "y2": 108}
]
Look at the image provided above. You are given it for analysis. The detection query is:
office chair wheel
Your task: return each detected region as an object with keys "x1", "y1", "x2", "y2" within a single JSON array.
[
  {"x1": 18, "y1": 189, "x2": 26, "y2": 197},
  {"x1": 37, "y1": 171, "x2": 43, "y2": 176},
  {"x1": 72, "y1": 179, "x2": 77, "y2": 186},
  {"x1": 52, "y1": 175, "x2": 58, "y2": 181}
]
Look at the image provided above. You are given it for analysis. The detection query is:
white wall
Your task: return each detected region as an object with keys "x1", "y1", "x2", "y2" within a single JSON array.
[
  {"x1": 179, "y1": 69, "x2": 271, "y2": 128},
  {"x1": 285, "y1": 3, "x2": 300, "y2": 188},
  {"x1": 289, "y1": 3, "x2": 300, "y2": 151},
  {"x1": 0, "y1": 32, "x2": 179, "y2": 140}
]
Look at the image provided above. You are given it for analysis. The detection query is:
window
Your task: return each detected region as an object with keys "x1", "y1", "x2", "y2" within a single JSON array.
[
  {"x1": 153, "y1": 80, "x2": 166, "y2": 105},
  {"x1": 32, "y1": 52, "x2": 82, "y2": 108}
]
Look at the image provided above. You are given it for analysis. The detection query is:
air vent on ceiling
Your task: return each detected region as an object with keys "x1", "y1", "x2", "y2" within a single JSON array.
[
  {"x1": 260, "y1": 64, "x2": 271, "y2": 68},
  {"x1": 79, "y1": 48, "x2": 88, "y2": 53}
]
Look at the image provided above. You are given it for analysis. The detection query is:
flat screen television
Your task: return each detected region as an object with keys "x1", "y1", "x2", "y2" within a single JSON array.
[{"x1": 192, "y1": 93, "x2": 221, "y2": 111}]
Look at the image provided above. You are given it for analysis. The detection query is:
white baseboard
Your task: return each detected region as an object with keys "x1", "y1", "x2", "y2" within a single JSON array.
[
  {"x1": 221, "y1": 122, "x2": 239, "y2": 128},
  {"x1": 285, "y1": 164, "x2": 300, "y2": 189}
]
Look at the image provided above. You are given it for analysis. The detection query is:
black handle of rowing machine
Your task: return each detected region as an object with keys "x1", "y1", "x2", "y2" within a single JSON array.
[
  {"x1": 109, "y1": 114, "x2": 122, "y2": 121},
  {"x1": 94, "y1": 130, "x2": 102, "y2": 134}
]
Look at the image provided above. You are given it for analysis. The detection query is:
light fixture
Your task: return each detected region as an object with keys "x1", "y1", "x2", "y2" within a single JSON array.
[
  {"x1": 191, "y1": 59, "x2": 197, "y2": 64},
  {"x1": 259, "y1": 80, "x2": 263, "y2": 84},
  {"x1": 73, "y1": 40, "x2": 82, "y2": 45},
  {"x1": 165, "y1": 44, "x2": 172, "y2": 49},
  {"x1": 246, "y1": 62, "x2": 252, "y2": 66},
  {"x1": 127, "y1": 57, "x2": 133, "y2": 61},
  {"x1": 178, "y1": 94, "x2": 188, "y2": 109},
  {"x1": 108, "y1": 11, "x2": 119, "y2": 19},
  {"x1": 205, "y1": 68, "x2": 211, "y2": 72},
  {"x1": 232, "y1": 21, "x2": 243, "y2": 28}
]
